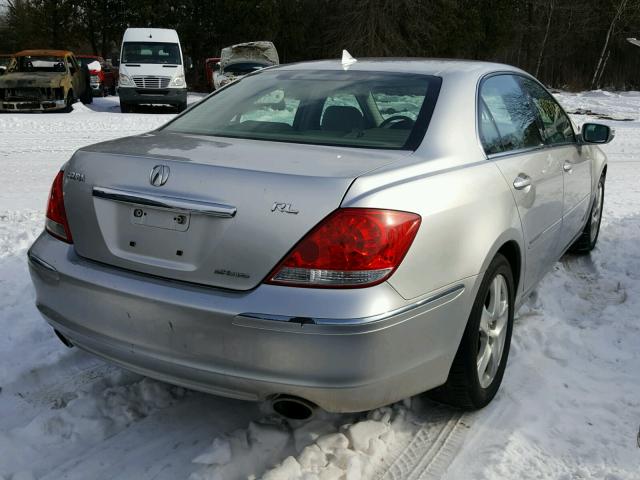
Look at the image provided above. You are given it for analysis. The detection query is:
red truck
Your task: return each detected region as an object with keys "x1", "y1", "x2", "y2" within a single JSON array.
[{"x1": 77, "y1": 55, "x2": 118, "y2": 96}]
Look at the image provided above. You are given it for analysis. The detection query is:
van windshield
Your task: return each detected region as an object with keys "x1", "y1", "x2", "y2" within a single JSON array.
[
  {"x1": 164, "y1": 70, "x2": 441, "y2": 150},
  {"x1": 122, "y1": 42, "x2": 181, "y2": 65}
]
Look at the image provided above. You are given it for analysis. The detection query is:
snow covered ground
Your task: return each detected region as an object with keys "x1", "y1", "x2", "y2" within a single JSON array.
[{"x1": 0, "y1": 91, "x2": 638, "y2": 480}]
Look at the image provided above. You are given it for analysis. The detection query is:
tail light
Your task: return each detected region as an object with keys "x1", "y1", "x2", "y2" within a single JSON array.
[
  {"x1": 45, "y1": 171, "x2": 73, "y2": 243},
  {"x1": 267, "y1": 208, "x2": 421, "y2": 288}
]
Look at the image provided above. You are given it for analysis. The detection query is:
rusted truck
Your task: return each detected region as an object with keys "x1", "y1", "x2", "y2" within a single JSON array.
[
  {"x1": 205, "y1": 56, "x2": 220, "y2": 92},
  {"x1": 0, "y1": 50, "x2": 92, "y2": 112},
  {"x1": 213, "y1": 41, "x2": 279, "y2": 90}
]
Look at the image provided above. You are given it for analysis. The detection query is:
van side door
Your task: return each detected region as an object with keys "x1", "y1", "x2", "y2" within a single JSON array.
[
  {"x1": 519, "y1": 77, "x2": 592, "y2": 252},
  {"x1": 479, "y1": 74, "x2": 564, "y2": 294}
]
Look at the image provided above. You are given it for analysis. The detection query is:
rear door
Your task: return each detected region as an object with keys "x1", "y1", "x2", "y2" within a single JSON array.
[
  {"x1": 519, "y1": 77, "x2": 592, "y2": 252},
  {"x1": 479, "y1": 74, "x2": 564, "y2": 293}
]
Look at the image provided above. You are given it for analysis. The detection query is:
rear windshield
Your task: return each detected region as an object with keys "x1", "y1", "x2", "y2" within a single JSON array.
[
  {"x1": 122, "y1": 42, "x2": 181, "y2": 65},
  {"x1": 164, "y1": 70, "x2": 441, "y2": 150},
  {"x1": 11, "y1": 56, "x2": 66, "y2": 72}
]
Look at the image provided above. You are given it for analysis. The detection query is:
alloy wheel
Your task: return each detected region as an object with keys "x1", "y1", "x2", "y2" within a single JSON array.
[
  {"x1": 590, "y1": 181, "x2": 603, "y2": 243},
  {"x1": 477, "y1": 274, "x2": 509, "y2": 388}
]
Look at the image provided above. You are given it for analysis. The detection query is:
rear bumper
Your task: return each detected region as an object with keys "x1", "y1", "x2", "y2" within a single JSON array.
[
  {"x1": 28, "y1": 232, "x2": 476, "y2": 412},
  {"x1": 0, "y1": 99, "x2": 66, "y2": 112},
  {"x1": 118, "y1": 86, "x2": 186, "y2": 106}
]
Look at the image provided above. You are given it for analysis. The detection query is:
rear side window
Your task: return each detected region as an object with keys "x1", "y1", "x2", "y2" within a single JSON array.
[
  {"x1": 164, "y1": 70, "x2": 441, "y2": 150},
  {"x1": 479, "y1": 74, "x2": 543, "y2": 154},
  {"x1": 479, "y1": 100, "x2": 503, "y2": 154},
  {"x1": 519, "y1": 78, "x2": 575, "y2": 145}
]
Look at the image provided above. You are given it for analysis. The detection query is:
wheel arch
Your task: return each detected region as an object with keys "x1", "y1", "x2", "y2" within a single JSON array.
[
  {"x1": 478, "y1": 231, "x2": 525, "y2": 302},
  {"x1": 496, "y1": 240, "x2": 522, "y2": 295}
]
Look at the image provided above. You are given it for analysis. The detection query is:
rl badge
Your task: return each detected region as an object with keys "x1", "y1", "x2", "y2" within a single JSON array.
[{"x1": 271, "y1": 202, "x2": 299, "y2": 214}]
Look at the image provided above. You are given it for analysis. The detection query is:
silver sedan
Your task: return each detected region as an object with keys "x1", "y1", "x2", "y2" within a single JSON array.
[{"x1": 28, "y1": 59, "x2": 611, "y2": 414}]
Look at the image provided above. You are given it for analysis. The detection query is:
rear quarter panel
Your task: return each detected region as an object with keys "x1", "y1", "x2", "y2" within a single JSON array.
[{"x1": 343, "y1": 158, "x2": 523, "y2": 301}]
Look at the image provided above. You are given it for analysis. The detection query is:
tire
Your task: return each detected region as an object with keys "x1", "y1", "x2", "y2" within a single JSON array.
[
  {"x1": 120, "y1": 101, "x2": 132, "y2": 113},
  {"x1": 428, "y1": 253, "x2": 515, "y2": 409},
  {"x1": 62, "y1": 94, "x2": 73, "y2": 113},
  {"x1": 176, "y1": 102, "x2": 187, "y2": 113},
  {"x1": 80, "y1": 86, "x2": 93, "y2": 105},
  {"x1": 569, "y1": 175, "x2": 605, "y2": 253}
]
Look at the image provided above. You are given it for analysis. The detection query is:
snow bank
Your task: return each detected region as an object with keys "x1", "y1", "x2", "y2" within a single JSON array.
[{"x1": 188, "y1": 405, "x2": 415, "y2": 480}]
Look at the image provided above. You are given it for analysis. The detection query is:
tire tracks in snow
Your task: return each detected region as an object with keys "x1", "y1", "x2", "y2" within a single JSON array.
[{"x1": 375, "y1": 405, "x2": 469, "y2": 480}]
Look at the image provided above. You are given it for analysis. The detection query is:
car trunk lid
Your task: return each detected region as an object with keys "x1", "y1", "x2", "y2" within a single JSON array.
[{"x1": 63, "y1": 131, "x2": 407, "y2": 290}]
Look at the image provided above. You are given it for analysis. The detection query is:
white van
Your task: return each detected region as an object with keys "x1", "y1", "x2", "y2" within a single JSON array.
[{"x1": 117, "y1": 28, "x2": 188, "y2": 113}]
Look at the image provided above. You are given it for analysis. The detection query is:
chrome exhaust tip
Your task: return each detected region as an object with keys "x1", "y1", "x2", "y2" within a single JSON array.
[{"x1": 271, "y1": 395, "x2": 316, "y2": 421}]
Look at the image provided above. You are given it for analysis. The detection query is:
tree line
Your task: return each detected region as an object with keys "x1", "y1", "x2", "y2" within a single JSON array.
[{"x1": 1, "y1": 0, "x2": 640, "y2": 91}]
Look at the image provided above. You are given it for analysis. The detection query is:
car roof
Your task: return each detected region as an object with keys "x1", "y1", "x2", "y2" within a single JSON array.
[
  {"x1": 276, "y1": 58, "x2": 527, "y2": 80},
  {"x1": 15, "y1": 49, "x2": 74, "y2": 57},
  {"x1": 123, "y1": 28, "x2": 180, "y2": 43}
]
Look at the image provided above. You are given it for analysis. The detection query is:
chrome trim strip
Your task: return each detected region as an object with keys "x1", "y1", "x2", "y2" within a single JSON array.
[
  {"x1": 27, "y1": 249, "x2": 58, "y2": 272},
  {"x1": 93, "y1": 186, "x2": 237, "y2": 218},
  {"x1": 239, "y1": 284, "x2": 465, "y2": 326}
]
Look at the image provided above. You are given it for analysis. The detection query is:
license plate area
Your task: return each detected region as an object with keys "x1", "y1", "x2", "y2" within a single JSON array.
[{"x1": 130, "y1": 206, "x2": 190, "y2": 232}]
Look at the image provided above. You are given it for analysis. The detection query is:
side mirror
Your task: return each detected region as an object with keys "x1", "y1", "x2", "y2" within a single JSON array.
[
  {"x1": 582, "y1": 123, "x2": 614, "y2": 144},
  {"x1": 112, "y1": 58, "x2": 120, "y2": 67},
  {"x1": 186, "y1": 56, "x2": 194, "y2": 70}
]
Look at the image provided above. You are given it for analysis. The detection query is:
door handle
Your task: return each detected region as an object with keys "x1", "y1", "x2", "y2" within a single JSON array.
[
  {"x1": 563, "y1": 162, "x2": 573, "y2": 172},
  {"x1": 513, "y1": 174, "x2": 532, "y2": 190}
]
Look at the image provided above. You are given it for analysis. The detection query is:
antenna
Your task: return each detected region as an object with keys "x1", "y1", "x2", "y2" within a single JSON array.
[{"x1": 341, "y1": 50, "x2": 357, "y2": 69}]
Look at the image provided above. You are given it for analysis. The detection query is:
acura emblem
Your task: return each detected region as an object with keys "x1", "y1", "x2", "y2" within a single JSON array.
[{"x1": 149, "y1": 165, "x2": 170, "y2": 187}]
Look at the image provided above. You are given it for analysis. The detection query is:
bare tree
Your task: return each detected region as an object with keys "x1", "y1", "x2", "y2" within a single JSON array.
[
  {"x1": 591, "y1": 0, "x2": 629, "y2": 89},
  {"x1": 535, "y1": 0, "x2": 554, "y2": 77}
]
